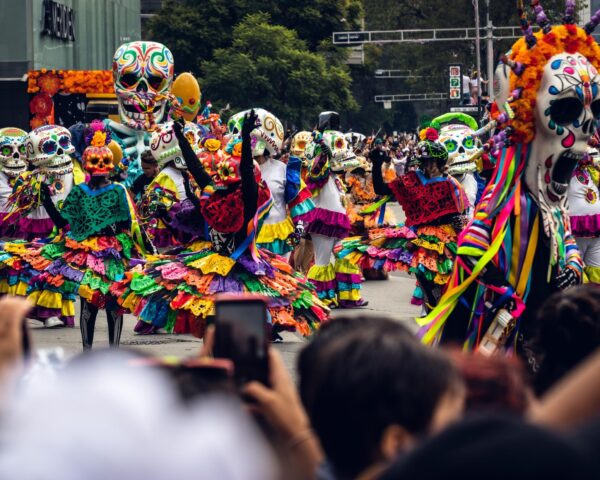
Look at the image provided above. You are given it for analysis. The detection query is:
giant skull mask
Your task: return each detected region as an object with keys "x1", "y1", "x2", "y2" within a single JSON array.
[
  {"x1": 25, "y1": 125, "x2": 74, "y2": 171},
  {"x1": 113, "y1": 41, "x2": 174, "y2": 131},
  {"x1": 439, "y1": 124, "x2": 479, "y2": 176},
  {"x1": 0, "y1": 127, "x2": 28, "y2": 178},
  {"x1": 323, "y1": 130, "x2": 359, "y2": 172},
  {"x1": 150, "y1": 122, "x2": 186, "y2": 170},
  {"x1": 227, "y1": 109, "x2": 284, "y2": 157},
  {"x1": 527, "y1": 53, "x2": 600, "y2": 205},
  {"x1": 290, "y1": 131, "x2": 313, "y2": 162}
]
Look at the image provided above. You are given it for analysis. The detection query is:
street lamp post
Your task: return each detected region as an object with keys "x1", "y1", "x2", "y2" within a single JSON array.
[{"x1": 486, "y1": 0, "x2": 495, "y2": 102}]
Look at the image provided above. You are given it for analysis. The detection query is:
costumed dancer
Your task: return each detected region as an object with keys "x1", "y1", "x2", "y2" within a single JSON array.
[
  {"x1": 26, "y1": 121, "x2": 153, "y2": 348},
  {"x1": 432, "y1": 113, "x2": 486, "y2": 217},
  {"x1": 112, "y1": 111, "x2": 328, "y2": 336},
  {"x1": 3, "y1": 125, "x2": 75, "y2": 240},
  {"x1": 418, "y1": 2, "x2": 593, "y2": 355},
  {"x1": 304, "y1": 127, "x2": 367, "y2": 308},
  {"x1": 339, "y1": 134, "x2": 467, "y2": 313},
  {"x1": 226, "y1": 109, "x2": 314, "y2": 258},
  {"x1": 0, "y1": 126, "x2": 76, "y2": 327},
  {"x1": 139, "y1": 121, "x2": 204, "y2": 249},
  {"x1": 0, "y1": 128, "x2": 28, "y2": 238},
  {"x1": 568, "y1": 145, "x2": 600, "y2": 283}
]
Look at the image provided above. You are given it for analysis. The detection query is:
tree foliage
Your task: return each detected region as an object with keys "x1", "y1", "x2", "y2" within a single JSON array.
[{"x1": 201, "y1": 14, "x2": 358, "y2": 128}]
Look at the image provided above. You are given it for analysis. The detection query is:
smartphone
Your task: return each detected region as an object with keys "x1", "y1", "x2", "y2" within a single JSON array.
[{"x1": 214, "y1": 295, "x2": 270, "y2": 387}]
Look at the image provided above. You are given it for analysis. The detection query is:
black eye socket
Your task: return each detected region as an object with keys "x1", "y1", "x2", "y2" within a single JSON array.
[
  {"x1": 550, "y1": 97, "x2": 584, "y2": 125},
  {"x1": 120, "y1": 73, "x2": 139, "y2": 88},
  {"x1": 147, "y1": 75, "x2": 165, "y2": 90},
  {"x1": 591, "y1": 99, "x2": 600, "y2": 119}
]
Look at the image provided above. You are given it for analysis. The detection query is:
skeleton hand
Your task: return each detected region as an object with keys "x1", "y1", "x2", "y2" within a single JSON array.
[
  {"x1": 319, "y1": 140, "x2": 332, "y2": 159},
  {"x1": 552, "y1": 267, "x2": 580, "y2": 291}
]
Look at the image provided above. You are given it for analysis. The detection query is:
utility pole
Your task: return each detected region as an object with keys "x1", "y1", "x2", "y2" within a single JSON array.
[
  {"x1": 473, "y1": 0, "x2": 482, "y2": 120},
  {"x1": 486, "y1": 0, "x2": 494, "y2": 101}
]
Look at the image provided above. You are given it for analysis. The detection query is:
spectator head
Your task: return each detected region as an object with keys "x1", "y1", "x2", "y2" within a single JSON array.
[
  {"x1": 448, "y1": 350, "x2": 532, "y2": 415},
  {"x1": 533, "y1": 284, "x2": 600, "y2": 395},
  {"x1": 302, "y1": 318, "x2": 464, "y2": 479},
  {"x1": 140, "y1": 150, "x2": 159, "y2": 178}
]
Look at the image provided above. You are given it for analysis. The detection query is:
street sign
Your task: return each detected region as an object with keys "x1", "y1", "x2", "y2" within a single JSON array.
[
  {"x1": 448, "y1": 64, "x2": 462, "y2": 103},
  {"x1": 450, "y1": 106, "x2": 479, "y2": 113}
]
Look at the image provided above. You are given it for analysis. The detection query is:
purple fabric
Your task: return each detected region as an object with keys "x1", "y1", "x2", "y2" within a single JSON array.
[
  {"x1": 169, "y1": 199, "x2": 205, "y2": 236},
  {"x1": 571, "y1": 214, "x2": 600, "y2": 237},
  {"x1": 307, "y1": 208, "x2": 351, "y2": 239},
  {"x1": 335, "y1": 273, "x2": 362, "y2": 283},
  {"x1": 150, "y1": 228, "x2": 176, "y2": 248},
  {"x1": 47, "y1": 260, "x2": 85, "y2": 282},
  {"x1": 237, "y1": 254, "x2": 275, "y2": 277},
  {"x1": 129, "y1": 258, "x2": 145, "y2": 267},
  {"x1": 208, "y1": 275, "x2": 244, "y2": 294},
  {"x1": 338, "y1": 300, "x2": 365, "y2": 308},
  {"x1": 28, "y1": 306, "x2": 74, "y2": 327},
  {"x1": 18, "y1": 217, "x2": 55, "y2": 236},
  {"x1": 267, "y1": 297, "x2": 291, "y2": 307},
  {"x1": 310, "y1": 278, "x2": 337, "y2": 292}
]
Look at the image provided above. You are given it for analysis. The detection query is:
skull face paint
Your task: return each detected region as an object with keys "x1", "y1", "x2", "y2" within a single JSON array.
[
  {"x1": 82, "y1": 146, "x2": 114, "y2": 177},
  {"x1": 113, "y1": 41, "x2": 174, "y2": 131},
  {"x1": 0, "y1": 127, "x2": 28, "y2": 178},
  {"x1": 26, "y1": 125, "x2": 75, "y2": 170},
  {"x1": 527, "y1": 52, "x2": 600, "y2": 202}
]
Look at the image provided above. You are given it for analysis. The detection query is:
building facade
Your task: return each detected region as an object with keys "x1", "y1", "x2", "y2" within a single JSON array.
[{"x1": 0, "y1": 0, "x2": 141, "y2": 129}]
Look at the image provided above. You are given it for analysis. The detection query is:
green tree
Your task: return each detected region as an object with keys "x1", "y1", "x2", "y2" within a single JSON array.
[{"x1": 201, "y1": 13, "x2": 358, "y2": 128}]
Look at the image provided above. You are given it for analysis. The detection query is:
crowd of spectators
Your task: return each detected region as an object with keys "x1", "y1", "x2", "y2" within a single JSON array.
[{"x1": 1, "y1": 282, "x2": 600, "y2": 478}]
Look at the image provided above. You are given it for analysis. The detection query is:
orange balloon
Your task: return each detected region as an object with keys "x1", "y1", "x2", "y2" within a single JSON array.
[{"x1": 172, "y1": 72, "x2": 201, "y2": 122}]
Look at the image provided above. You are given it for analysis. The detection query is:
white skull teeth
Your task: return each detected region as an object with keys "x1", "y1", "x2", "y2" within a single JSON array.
[{"x1": 551, "y1": 181, "x2": 568, "y2": 194}]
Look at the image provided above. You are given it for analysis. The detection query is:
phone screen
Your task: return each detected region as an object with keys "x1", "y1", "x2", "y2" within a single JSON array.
[{"x1": 214, "y1": 299, "x2": 269, "y2": 386}]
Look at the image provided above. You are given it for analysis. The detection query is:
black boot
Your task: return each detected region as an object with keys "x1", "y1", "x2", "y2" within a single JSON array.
[
  {"x1": 106, "y1": 308, "x2": 123, "y2": 348},
  {"x1": 80, "y1": 299, "x2": 99, "y2": 350}
]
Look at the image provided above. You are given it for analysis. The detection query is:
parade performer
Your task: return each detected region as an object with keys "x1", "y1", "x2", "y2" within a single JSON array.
[
  {"x1": 26, "y1": 121, "x2": 152, "y2": 348},
  {"x1": 432, "y1": 113, "x2": 485, "y2": 216},
  {"x1": 304, "y1": 129, "x2": 367, "y2": 308},
  {"x1": 227, "y1": 109, "x2": 314, "y2": 258},
  {"x1": 3, "y1": 125, "x2": 75, "y2": 240},
  {"x1": 112, "y1": 110, "x2": 328, "y2": 337},
  {"x1": 337, "y1": 134, "x2": 467, "y2": 312},
  {"x1": 107, "y1": 41, "x2": 175, "y2": 186},
  {"x1": 418, "y1": 1, "x2": 595, "y2": 355},
  {"x1": 139, "y1": 121, "x2": 204, "y2": 249},
  {"x1": 568, "y1": 146, "x2": 600, "y2": 283},
  {"x1": 0, "y1": 128, "x2": 28, "y2": 238}
]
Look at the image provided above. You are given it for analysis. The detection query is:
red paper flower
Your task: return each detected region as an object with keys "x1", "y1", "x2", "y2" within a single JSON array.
[
  {"x1": 425, "y1": 127, "x2": 439, "y2": 141},
  {"x1": 29, "y1": 93, "x2": 53, "y2": 116}
]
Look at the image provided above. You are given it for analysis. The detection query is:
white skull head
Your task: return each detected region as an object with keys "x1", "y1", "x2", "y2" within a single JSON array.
[
  {"x1": 323, "y1": 130, "x2": 359, "y2": 172},
  {"x1": 183, "y1": 121, "x2": 203, "y2": 154},
  {"x1": 0, "y1": 127, "x2": 28, "y2": 178},
  {"x1": 26, "y1": 125, "x2": 74, "y2": 170},
  {"x1": 527, "y1": 52, "x2": 600, "y2": 203},
  {"x1": 112, "y1": 41, "x2": 174, "y2": 131},
  {"x1": 150, "y1": 122, "x2": 185, "y2": 170},
  {"x1": 290, "y1": 131, "x2": 313, "y2": 159},
  {"x1": 438, "y1": 124, "x2": 479, "y2": 176},
  {"x1": 227, "y1": 109, "x2": 284, "y2": 157}
]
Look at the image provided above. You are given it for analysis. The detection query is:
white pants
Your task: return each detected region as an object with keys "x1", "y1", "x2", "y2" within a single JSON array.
[
  {"x1": 576, "y1": 237, "x2": 600, "y2": 267},
  {"x1": 312, "y1": 234, "x2": 337, "y2": 266}
]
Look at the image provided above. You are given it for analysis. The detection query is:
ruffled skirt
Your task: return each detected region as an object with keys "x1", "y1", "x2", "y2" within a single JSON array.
[
  {"x1": 335, "y1": 224, "x2": 458, "y2": 285},
  {"x1": 110, "y1": 241, "x2": 329, "y2": 337},
  {"x1": 256, "y1": 217, "x2": 295, "y2": 255},
  {"x1": 26, "y1": 234, "x2": 144, "y2": 325}
]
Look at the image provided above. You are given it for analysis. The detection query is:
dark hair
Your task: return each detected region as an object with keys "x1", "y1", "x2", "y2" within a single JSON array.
[
  {"x1": 141, "y1": 151, "x2": 157, "y2": 165},
  {"x1": 534, "y1": 284, "x2": 600, "y2": 395},
  {"x1": 448, "y1": 350, "x2": 530, "y2": 415},
  {"x1": 302, "y1": 317, "x2": 461, "y2": 478}
]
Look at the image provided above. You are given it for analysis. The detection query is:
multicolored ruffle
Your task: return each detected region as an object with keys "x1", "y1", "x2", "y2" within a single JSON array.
[
  {"x1": 306, "y1": 209, "x2": 351, "y2": 239},
  {"x1": 110, "y1": 240, "x2": 329, "y2": 337},
  {"x1": 257, "y1": 217, "x2": 296, "y2": 255},
  {"x1": 306, "y1": 260, "x2": 363, "y2": 308},
  {"x1": 27, "y1": 234, "x2": 144, "y2": 324},
  {"x1": 335, "y1": 223, "x2": 458, "y2": 285}
]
